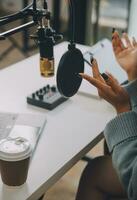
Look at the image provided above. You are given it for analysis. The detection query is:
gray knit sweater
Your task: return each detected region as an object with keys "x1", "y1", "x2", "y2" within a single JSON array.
[{"x1": 104, "y1": 79, "x2": 137, "y2": 200}]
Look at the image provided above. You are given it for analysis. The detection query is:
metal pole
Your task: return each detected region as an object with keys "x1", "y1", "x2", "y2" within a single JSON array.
[
  {"x1": 22, "y1": 0, "x2": 29, "y2": 52},
  {"x1": 53, "y1": 0, "x2": 61, "y2": 33},
  {"x1": 93, "y1": 0, "x2": 100, "y2": 43},
  {"x1": 127, "y1": 0, "x2": 132, "y2": 32},
  {"x1": 0, "y1": 21, "x2": 35, "y2": 38},
  {"x1": 69, "y1": 0, "x2": 87, "y2": 44}
]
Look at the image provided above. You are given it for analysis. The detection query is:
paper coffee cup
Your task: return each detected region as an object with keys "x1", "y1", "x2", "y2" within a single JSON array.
[{"x1": 0, "y1": 137, "x2": 32, "y2": 186}]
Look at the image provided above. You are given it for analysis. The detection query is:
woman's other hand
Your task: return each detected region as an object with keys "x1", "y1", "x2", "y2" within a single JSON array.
[{"x1": 112, "y1": 31, "x2": 137, "y2": 81}]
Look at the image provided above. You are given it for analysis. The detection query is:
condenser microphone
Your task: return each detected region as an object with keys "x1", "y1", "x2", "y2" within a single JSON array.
[
  {"x1": 32, "y1": 0, "x2": 63, "y2": 78},
  {"x1": 37, "y1": 26, "x2": 55, "y2": 78},
  {"x1": 37, "y1": 27, "x2": 63, "y2": 78}
]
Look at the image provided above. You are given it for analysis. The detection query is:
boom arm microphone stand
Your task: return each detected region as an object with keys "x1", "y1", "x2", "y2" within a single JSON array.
[
  {"x1": 0, "y1": 0, "x2": 63, "y2": 77},
  {"x1": 0, "y1": 0, "x2": 89, "y2": 98}
]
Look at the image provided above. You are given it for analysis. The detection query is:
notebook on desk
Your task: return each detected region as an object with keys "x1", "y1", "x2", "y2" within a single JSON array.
[
  {"x1": 0, "y1": 112, "x2": 47, "y2": 153},
  {"x1": 79, "y1": 39, "x2": 128, "y2": 98}
]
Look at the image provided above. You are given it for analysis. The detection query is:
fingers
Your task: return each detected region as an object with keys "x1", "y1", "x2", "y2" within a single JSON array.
[
  {"x1": 112, "y1": 31, "x2": 135, "y2": 55},
  {"x1": 132, "y1": 37, "x2": 137, "y2": 47},
  {"x1": 92, "y1": 60, "x2": 99, "y2": 78},
  {"x1": 105, "y1": 72, "x2": 120, "y2": 92},
  {"x1": 122, "y1": 32, "x2": 132, "y2": 48},
  {"x1": 92, "y1": 59, "x2": 101, "y2": 78},
  {"x1": 106, "y1": 72, "x2": 119, "y2": 84},
  {"x1": 112, "y1": 30, "x2": 137, "y2": 50},
  {"x1": 79, "y1": 73, "x2": 116, "y2": 100},
  {"x1": 112, "y1": 31, "x2": 124, "y2": 54},
  {"x1": 79, "y1": 73, "x2": 108, "y2": 91},
  {"x1": 92, "y1": 59, "x2": 105, "y2": 83}
]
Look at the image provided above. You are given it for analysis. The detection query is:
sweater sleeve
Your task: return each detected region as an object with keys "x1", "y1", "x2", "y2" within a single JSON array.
[
  {"x1": 105, "y1": 78, "x2": 137, "y2": 151},
  {"x1": 104, "y1": 79, "x2": 137, "y2": 200},
  {"x1": 112, "y1": 139, "x2": 137, "y2": 200},
  {"x1": 104, "y1": 112, "x2": 137, "y2": 200},
  {"x1": 104, "y1": 111, "x2": 137, "y2": 152},
  {"x1": 123, "y1": 79, "x2": 137, "y2": 109}
]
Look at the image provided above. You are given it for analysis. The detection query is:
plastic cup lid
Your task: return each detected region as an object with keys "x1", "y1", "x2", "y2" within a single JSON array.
[{"x1": 0, "y1": 137, "x2": 32, "y2": 161}]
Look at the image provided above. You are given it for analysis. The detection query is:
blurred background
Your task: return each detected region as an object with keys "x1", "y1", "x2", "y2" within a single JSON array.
[
  {"x1": 0, "y1": 0, "x2": 136, "y2": 199},
  {"x1": 0, "y1": 0, "x2": 135, "y2": 69}
]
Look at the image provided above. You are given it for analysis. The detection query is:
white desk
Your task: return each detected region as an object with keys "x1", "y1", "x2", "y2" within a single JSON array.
[{"x1": 0, "y1": 42, "x2": 115, "y2": 200}]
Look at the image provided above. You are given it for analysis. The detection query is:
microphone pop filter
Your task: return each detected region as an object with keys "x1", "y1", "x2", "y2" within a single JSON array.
[{"x1": 57, "y1": 44, "x2": 84, "y2": 98}]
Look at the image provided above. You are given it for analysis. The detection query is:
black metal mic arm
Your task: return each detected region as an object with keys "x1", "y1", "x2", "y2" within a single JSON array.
[
  {"x1": 0, "y1": 0, "x2": 63, "y2": 43},
  {"x1": 0, "y1": 0, "x2": 63, "y2": 78}
]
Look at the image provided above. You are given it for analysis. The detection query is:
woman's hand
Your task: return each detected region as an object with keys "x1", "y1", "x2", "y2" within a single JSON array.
[
  {"x1": 112, "y1": 31, "x2": 137, "y2": 81},
  {"x1": 80, "y1": 59, "x2": 131, "y2": 114}
]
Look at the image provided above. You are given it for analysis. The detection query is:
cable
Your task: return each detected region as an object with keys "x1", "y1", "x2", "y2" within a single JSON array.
[
  {"x1": 71, "y1": 0, "x2": 75, "y2": 43},
  {"x1": 33, "y1": 0, "x2": 37, "y2": 11},
  {"x1": 69, "y1": 0, "x2": 73, "y2": 43},
  {"x1": 43, "y1": 0, "x2": 48, "y2": 10},
  {"x1": 68, "y1": 0, "x2": 75, "y2": 43}
]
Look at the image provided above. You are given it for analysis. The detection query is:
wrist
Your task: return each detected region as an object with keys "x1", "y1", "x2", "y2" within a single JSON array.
[
  {"x1": 128, "y1": 72, "x2": 137, "y2": 82},
  {"x1": 116, "y1": 104, "x2": 131, "y2": 114}
]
